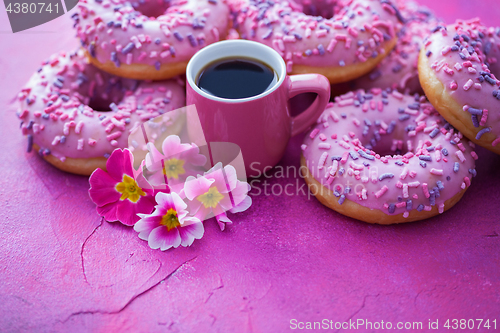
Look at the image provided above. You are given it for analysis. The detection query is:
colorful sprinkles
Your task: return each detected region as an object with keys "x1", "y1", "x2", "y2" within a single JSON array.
[{"x1": 422, "y1": 18, "x2": 500, "y2": 151}]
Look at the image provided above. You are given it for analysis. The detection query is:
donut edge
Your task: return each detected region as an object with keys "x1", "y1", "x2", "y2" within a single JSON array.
[
  {"x1": 33, "y1": 143, "x2": 107, "y2": 176},
  {"x1": 86, "y1": 52, "x2": 189, "y2": 81},
  {"x1": 292, "y1": 37, "x2": 398, "y2": 84},
  {"x1": 418, "y1": 46, "x2": 500, "y2": 155},
  {"x1": 300, "y1": 155, "x2": 467, "y2": 224},
  {"x1": 30, "y1": 111, "x2": 186, "y2": 176}
]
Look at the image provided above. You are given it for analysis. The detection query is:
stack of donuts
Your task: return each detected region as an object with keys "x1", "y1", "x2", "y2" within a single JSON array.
[{"x1": 15, "y1": 0, "x2": 499, "y2": 224}]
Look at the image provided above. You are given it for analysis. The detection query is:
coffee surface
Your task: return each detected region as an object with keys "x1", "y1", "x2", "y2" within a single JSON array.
[{"x1": 197, "y1": 57, "x2": 278, "y2": 99}]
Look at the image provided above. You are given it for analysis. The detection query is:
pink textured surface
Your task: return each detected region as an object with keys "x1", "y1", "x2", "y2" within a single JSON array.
[{"x1": 1, "y1": 2, "x2": 499, "y2": 332}]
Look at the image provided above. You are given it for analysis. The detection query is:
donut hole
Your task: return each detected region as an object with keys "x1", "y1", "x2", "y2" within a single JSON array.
[
  {"x1": 361, "y1": 133, "x2": 409, "y2": 157},
  {"x1": 87, "y1": 97, "x2": 114, "y2": 112},
  {"x1": 488, "y1": 60, "x2": 500, "y2": 83},
  {"x1": 300, "y1": 0, "x2": 336, "y2": 19},
  {"x1": 132, "y1": 0, "x2": 170, "y2": 18},
  {"x1": 302, "y1": 5, "x2": 334, "y2": 19},
  {"x1": 87, "y1": 87, "x2": 127, "y2": 112},
  {"x1": 81, "y1": 75, "x2": 138, "y2": 112}
]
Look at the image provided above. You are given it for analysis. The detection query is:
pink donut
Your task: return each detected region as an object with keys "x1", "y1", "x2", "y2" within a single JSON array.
[
  {"x1": 231, "y1": 0, "x2": 404, "y2": 83},
  {"x1": 419, "y1": 19, "x2": 500, "y2": 155},
  {"x1": 300, "y1": 89, "x2": 477, "y2": 224},
  {"x1": 73, "y1": 0, "x2": 230, "y2": 80},
  {"x1": 17, "y1": 50, "x2": 185, "y2": 175},
  {"x1": 332, "y1": 3, "x2": 440, "y2": 95}
]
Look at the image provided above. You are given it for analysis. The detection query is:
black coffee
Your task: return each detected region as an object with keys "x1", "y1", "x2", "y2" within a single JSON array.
[{"x1": 196, "y1": 57, "x2": 278, "y2": 99}]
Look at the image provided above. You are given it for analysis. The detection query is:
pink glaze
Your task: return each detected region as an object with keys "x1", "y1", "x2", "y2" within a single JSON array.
[
  {"x1": 302, "y1": 89, "x2": 477, "y2": 217},
  {"x1": 422, "y1": 19, "x2": 500, "y2": 147},
  {"x1": 231, "y1": 0, "x2": 403, "y2": 73},
  {"x1": 73, "y1": 0, "x2": 230, "y2": 70},
  {"x1": 17, "y1": 50, "x2": 185, "y2": 161},
  {"x1": 335, "y1": 2, "x2": 440, "y2": 94}
]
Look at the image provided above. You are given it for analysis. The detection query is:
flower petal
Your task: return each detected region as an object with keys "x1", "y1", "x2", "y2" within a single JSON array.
[
  {"x1": 96, "y1": 202, "x2": 119, "y2": 222},
  {"x1": 229, "y1": 181, "x2": 251, "y2": 207},
  {"x1": 215, "y1": 213, "x2": 232, "y2": 231},
  {"x1": 180, "y1": 216, "x2": 202, "y2": 226},
  {"x1": 204, "y1": 167, "x2": 228, "y2": 192},
  {"x1": 88, "y1": 168, "x2": 121, "y2": 207},
  {"x1": 133, "y1": 159, "x2": 147, "y2": 180},
  {"x1": 134, "y1": 214, "x2": 162, "y2": 234},
  {"x1": 135, "y1": 195, "x2": 157, "y2": 216},
  {"x1": 145, "y1": 142, "x2": 164, "y2": 172},
  {"x1": 114, "y1": 200, "x2": 140, "y2": 226},
  {"x1": 211, "y1": 202, "x2": 228, "y2": 217},
  {"x1": 182, "y1": 144, "x2": 207, "y2": 166},
  {"x1": 186, "y1": 198, "x2": 203, "y2": 217},
  {"x1": 194, "y1": 205, "x2": 214, "y2": 222},
  {"x1": 161, "y1": 135, "x2": 184, "y2": 156},
  {"x1": 114, "y1": 195, "x2": 155, "y2": 226},
  {"x1": 217, "y1": 192, "x2": 234, "y2": 212},
  {"x1": 229, "y1": 195, "x2": 252, "y2": 213},
  {"x1": 146, "y1": 171, "x2": 167, "y2": 187},
  {"x1": 154, "y1": 191, "x2": 170, "y2": 208},
  {"x1": 178, "y1": 222, "x2": 204, "y2": 247},
  {"x1": 204, "y1": 162, "x2": 222, "y2": 176},
  {"x1": 183, "y1": 176, "x2": 214, "y2": 200},
  {"x1": 148, "y1": 226, "x2": 181, "y2": 250},
  {"x1": 106, "y1": 149, "x2": 135, "y2": 181},
  {"x1": 135, "y1": 169, "x2": 154, "y2": 195},
  {"x1": 223, "y1": 165, "x2": 238, "y2": 191},
  {"x1": 171, "y1": 191, "x2": 188, "y2": 212}
]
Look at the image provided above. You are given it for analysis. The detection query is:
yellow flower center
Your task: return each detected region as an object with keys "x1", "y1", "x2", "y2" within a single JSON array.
[
  {"x1": 197, "y1": 186, "x2": 224, "y2": 209},
  {"x1": 115, "y1": 174, "x2": 146, "y2": 203},
  {"x1": 162, "y1": 158, "x2": 185, "y2": 179},
  {"x1": 160, "y1": 208, "x2": 181, "y2": 231}
]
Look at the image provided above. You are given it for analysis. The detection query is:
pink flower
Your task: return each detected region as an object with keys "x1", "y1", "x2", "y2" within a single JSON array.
[
  {"x1": 134, "y1": 192, "x2": 204, "y2": 250},
  {"x1": 144, "y1": 135, "x2": 207, "y2": 192},
  {"x1": 184, "y1": 163, "x2": 252, "y2": 230},
  {"x1": 89, "y1": 148, "x2": 156, "y2": 226}
]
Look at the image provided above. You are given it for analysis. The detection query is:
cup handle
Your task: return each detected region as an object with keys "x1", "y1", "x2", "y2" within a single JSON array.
[{"x1": 287, "y1": 74, "x2": 331, "y2": 137}]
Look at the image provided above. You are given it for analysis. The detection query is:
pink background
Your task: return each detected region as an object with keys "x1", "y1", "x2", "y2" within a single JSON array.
[{"x1": 1, "y1": 1, "x2": 499, "y2": 332}]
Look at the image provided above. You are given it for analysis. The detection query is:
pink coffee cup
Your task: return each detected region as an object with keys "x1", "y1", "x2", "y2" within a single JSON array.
[{"x1": 186, "y1": 39, "x2": 330, "y2": 177}]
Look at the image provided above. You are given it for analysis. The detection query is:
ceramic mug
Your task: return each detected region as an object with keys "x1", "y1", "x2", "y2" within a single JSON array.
[{"x1": 186, "y1": 39, "x2": 330, "y2": 177}]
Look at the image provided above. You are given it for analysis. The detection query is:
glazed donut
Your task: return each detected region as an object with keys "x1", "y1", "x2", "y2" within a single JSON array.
[
  {"x1": 301, "y1": 89, "x2": 477, "y2": 224},
  {"x1": 73, "y1": 0, "x2": 230, "y2": 80},
  {"x1": 332, "y1": 3, "x2": 439, "y2": 95},
  {"x1": 231, "y1": 0, "x2": 403, "y2": 83},
  {"x1": 17, "y1": 50, "x2": 185, "y2": 176},
  {"x1": 419, "y1": 19, "x2": 500, "y2": 155}
]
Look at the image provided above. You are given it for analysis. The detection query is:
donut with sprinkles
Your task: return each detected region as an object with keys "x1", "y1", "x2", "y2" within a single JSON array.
[
  {"x1": 418, "y1": 19, "x2": 500, "y2": 155},
  {"x1": 332, "y1": 2, "x2": 440, "y2": 95},
  {"x1": 73, "y1": 0, "x2": 230, "y2": 80},
  {"x1": 300, "y1": 89, "x2": 477, "y2": 224},
  {"x1": 17, "y1": 50, "x2": 186, "y2": 176},
  {"x1": 231, "y1": 0, "x2": 404, "y2": 83}
]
